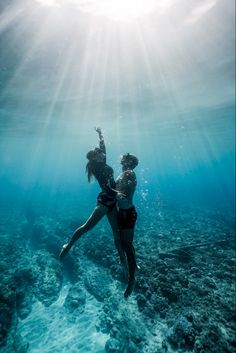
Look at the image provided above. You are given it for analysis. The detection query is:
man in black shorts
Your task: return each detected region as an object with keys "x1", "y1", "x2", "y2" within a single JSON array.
[{"x1": 116, "y1": 153, "x2": 139, "y2": 298}]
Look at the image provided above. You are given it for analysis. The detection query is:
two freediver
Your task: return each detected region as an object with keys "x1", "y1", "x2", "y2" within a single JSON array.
[{"x1": 59, "y1": 127, "x2": 138, "y2": 297}]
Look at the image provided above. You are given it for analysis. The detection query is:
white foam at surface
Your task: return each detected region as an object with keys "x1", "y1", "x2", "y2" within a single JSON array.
[{"x1": 17, "y1": 284, "x2": 108, "y2": 353}]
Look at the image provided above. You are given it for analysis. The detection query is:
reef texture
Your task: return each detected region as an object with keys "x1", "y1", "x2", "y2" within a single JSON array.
[{"x1": 0, "y1": 204, "x2": 235, "y2": 353}]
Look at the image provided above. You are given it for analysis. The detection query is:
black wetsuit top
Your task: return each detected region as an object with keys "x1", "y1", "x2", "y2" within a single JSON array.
[{"x1": 91, "y1": 138, "x2": 116, "y2": 198}]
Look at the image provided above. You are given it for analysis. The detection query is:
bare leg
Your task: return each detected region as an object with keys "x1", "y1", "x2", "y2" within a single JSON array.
[
  {"x1": 106, "y1": 207, "x2": 126, "y2": 265},
  {"x1": 59, "y1": 204, "x2": 108, "y2": 260},
  {"x1": 120, "y1": 228, "x2": 137, "y2": 297}
]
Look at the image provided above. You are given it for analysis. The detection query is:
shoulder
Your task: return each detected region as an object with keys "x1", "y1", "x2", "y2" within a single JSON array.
[
  {"x1": 124, "y1": 170, "x2": 136, "y2": 179},
  {"x1": 123, "y1": 170, "x2": 137, "y2": 185}
]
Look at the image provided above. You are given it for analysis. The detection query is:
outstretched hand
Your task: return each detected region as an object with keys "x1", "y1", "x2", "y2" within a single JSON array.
[{"x1": 94, "y1": 127, "x2": 102, "y2": 136}]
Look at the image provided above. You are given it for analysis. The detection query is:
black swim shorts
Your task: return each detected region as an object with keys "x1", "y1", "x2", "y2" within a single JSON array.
[
  {"x1": 118, "y1": 206, "x2": 137, "y2": 229},
  {"x1": 97, "y1": 191, "x2": 116, "y2": 210}
]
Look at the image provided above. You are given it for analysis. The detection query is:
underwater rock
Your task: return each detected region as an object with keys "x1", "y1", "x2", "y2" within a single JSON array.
[
  {"x1": 167, "y1": 315, "x2": 196, "y2": 349},
  {"x1": 15, "y1": 290, "x2": 33, "y2": 320},
  {"x1": 60, "y1": 251, "x2": 83, "y2": 283},
  {"x1": 84, "y1": 266, "x2": 111, "y2": 302},
  {"x1": 0, "y1": 303, "x2": 14, "y2": 347},
  {"x1": 83, "y1": 234, "x2": 115, "y2": 268},
  {"x1": 12, "y1": 266, "x2": 36, "y2": 320},
  {"x1": 155, "y1": 260, "x2": 169, "y2": 275},
  {"x1": 1, "y1": 205, "x2": 236, "y2": 352},
  {"x1": 29, "y1": 222, "x2": 61, "y2": 256},
  {"x1": 150, "y1": 294, "x2": 169, "y2": 318},
  {"x1": 100, "y1": 294, "x2": 148, "y2": 353},
  {"x1": 188, "y1": 280, "x2": 210, "y2": 297},
  {"x1": 202, "y1": 276, "x2": 217, "y2": 289},
  {"x1": 0, "y1": 234, "x2": 35, "y2": 347},
  {"x1": 105, "y1": 338, "x2": 121, "y2": 353},
  {"x1": 173, "y1": 272, "x2": 189, "y2": 288},
  {"x1": 135, "y1": 277, "x2": 149, "y2": 294},
  {"x1": 160, "y1": 284, "x2": 179, "y2": 303},
  {"x1": 13, "y1": 333, "x2": 29, "y2": 353},
  {"x1": 190, "y1": 266, "x2": 202, "y2": 276},
  {"x1": 136, "y1": 294, "x2": 147, "y2": 312},
  {"x1": 142, "y1": 302, "x2": 156, "y2": 319},
  {"x1": 109, "y1": 262, "x2": 129, "y2": 283},
  {"x1": 63, "y1": 283, "x2": 86, "y2": 314},
  {"x1": 0, "y1": 284, "x2": 16, "y2": 308},
  {"x1": 193, "y1": 324, "x2": 233, "y2": 353},
  {"x1": 32, "y1": 250, "x2": 63, "y2": 306},
  {"x1": 14, "y1": 267, "x2": 36, "y2": 286},
  {"x1": 105, "y1": 336, "x2": 140, "y2": 353}
]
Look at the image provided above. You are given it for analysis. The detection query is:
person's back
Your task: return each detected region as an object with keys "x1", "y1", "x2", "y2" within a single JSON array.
[{"x1": 92, "y1": 162, "x2": 116, "y2": 198}]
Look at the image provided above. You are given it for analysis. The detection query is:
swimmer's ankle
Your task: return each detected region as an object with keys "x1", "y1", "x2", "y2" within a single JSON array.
[{"x1": 124, "y1": 279, "x2": 136, "y2": 298}]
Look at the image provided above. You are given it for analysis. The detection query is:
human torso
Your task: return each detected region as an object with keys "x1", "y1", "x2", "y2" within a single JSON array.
[
  {"x1": 92, "y1": 163, "x2": 116, "y2": 197},
  {"x1": 116, "y1": 170, "x2": 137, "y2": 209}
]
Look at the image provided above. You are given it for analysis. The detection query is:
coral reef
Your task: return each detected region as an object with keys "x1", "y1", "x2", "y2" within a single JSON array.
[{"x1": 0, "y1": 204, "x2": 235, "y2": 352}]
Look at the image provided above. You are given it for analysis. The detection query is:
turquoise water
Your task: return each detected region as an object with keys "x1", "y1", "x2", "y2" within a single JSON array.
[
  {"x1": 0, "y1": 1, "x2": 235, "y2": 215},
  {"x1": 0, "y1": 1, "x2": 235, "y2": 352}
]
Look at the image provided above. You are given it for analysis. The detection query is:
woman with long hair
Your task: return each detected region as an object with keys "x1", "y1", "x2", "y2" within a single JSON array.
[{"x1": 59, "y1": 128, "x2": 125, "y2": 264}]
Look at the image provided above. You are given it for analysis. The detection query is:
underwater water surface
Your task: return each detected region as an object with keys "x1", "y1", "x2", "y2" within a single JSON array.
[{"x1": 0, "y1": 0, "x2": 235, "y2": 352}]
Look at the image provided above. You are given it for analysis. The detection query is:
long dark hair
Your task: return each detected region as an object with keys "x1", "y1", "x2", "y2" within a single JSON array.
[
  {"x1": 86, "y1": 149, "x2": 101, "y2": 183},
  {"x1": 86, "y1": 161, "x2": 95, "y2": 183}
]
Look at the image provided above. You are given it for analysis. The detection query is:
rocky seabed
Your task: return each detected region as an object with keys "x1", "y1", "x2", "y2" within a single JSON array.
[{"x1": 0, "y1": 204, "x2": 235, "y2": 353}]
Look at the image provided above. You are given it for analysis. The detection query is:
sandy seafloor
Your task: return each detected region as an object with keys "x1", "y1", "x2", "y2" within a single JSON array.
[{"x1": 0, "y1": 202, "x2": 235, "y2": 353}]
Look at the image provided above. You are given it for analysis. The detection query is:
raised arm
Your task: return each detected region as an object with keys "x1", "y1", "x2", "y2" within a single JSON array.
[{"x1": 95, "y1": 127, "x2": 106, "y2": 155}]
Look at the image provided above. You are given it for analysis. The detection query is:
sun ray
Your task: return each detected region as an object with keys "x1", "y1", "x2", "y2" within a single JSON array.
[{"x1": 0, "y1": 3, "x2": 24, "y2": 34}]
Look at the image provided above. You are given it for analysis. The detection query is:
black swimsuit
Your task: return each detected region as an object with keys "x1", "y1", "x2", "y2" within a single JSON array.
[
  {"x1": 118, "y1": 206, "x2": 137, "y2": 229},
  {"x1": 97, "y1": 191, "x2": 116, "y2": 210},
  {"x1": 92, "y1": 139, "x2": 117, "y2": 210}
]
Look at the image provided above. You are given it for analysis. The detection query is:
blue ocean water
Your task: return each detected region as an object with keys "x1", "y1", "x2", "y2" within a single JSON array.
[
  {"x1": 0, "y1": 1, "x2": 235, "y2": 352},
  {"x1": 0, "y1": 103, "x2": 235, "y2": 215}
]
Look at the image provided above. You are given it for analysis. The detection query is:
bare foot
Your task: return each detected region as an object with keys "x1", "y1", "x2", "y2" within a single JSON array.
[
  {"x1": 59, "y1": 243, "x2": 70, "y2": 260},
  {"x1": 124, "y1": 279, "x2": 135, "y2": 298}
]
